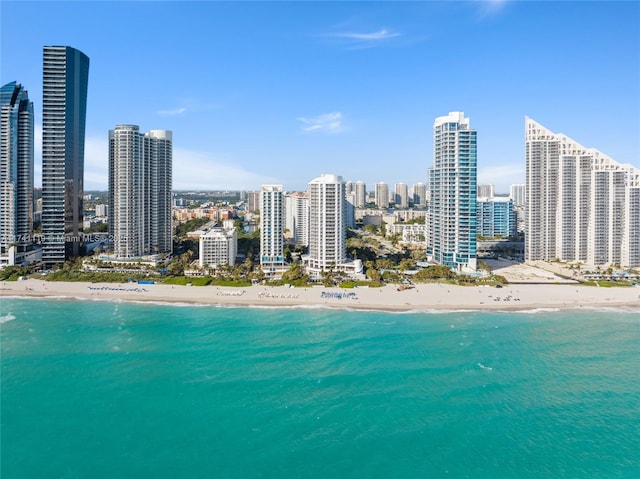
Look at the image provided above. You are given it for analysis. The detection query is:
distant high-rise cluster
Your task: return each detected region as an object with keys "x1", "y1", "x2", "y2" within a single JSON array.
[
  {"x1": 108, "y1": 125, "x2": 173, "y2": 260},
  {"x1": 428, "y1": 112, "x2": 477, "y2": 271},
  {"x1": 525, "y1": 117, "x2": 640, "y2": 268},
  {"x1": 41, "y1": 46, "x2": 90, "y2": 265},
  {"x1": 0, "y1": 82, "x2": 34, "y2": 266}
]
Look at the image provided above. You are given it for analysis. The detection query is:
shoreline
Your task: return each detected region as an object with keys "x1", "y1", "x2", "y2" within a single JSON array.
[{"x1": 2, "y1": 278, "x2": 639, "y2": 313}]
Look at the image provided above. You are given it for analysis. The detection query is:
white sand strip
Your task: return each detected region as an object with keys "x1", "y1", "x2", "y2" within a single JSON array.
[{"x1": 2, "y1": 278, "x2": 639, "y2": 312}]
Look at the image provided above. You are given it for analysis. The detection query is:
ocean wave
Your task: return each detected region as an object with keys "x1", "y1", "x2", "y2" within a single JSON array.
[
  {"x1": 477, "y1": 362, "x2": 493, "y2": 371},
  {"x1": 0, "y1": 313, "x2": 16, "y2": 324},
  {"x1": 508, "y1": 305, "x2": 640, "y2": 315},
  {"x1": 4, "y1": 295, "x2": 638, "y2": 316},
  {"x1": 1, "y1": 294, "x2": 76, "y2": 301},
  {"x1": 507, "y1": 307, "x2": 562, "y2": 314},
  {"x1": 577, "y1": 305, "x2": 640, "y2": 314}
]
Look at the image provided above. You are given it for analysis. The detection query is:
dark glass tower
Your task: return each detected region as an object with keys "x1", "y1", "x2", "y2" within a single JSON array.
[{"x1": 42, "y1": 46, "x2": 89, "y2": 265}]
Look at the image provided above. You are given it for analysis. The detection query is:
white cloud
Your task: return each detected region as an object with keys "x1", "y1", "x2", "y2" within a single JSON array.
[
  {"x1": 36, "y1": 130, "x2": 274, "y2": 191},
  {"x1": 172, "y1": 148, "x2": 277, "y2": 190},
  {"x1": 325, "y1": 27, "x2": 402, "y2": 50},
  {"x1": 478, "y1": 163, "x2": 524, "y2": 194},
  {"x1": 82, "y1": 137, "x2": 276, "y2": 190},
  {"x1": 297, "y1": 112, "x2": 344, "y2": 133},
  {"x1": 157, "y1": 107, "x2": 187, "y2": 116},
  {"x1": 332, "y1": 29, "x2": 401, "y2": 41}
]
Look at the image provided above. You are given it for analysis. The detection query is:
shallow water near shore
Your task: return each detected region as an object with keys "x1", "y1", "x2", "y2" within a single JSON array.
[{"x1": 1, "y1": 298, "x2": 639, "y2": 478}]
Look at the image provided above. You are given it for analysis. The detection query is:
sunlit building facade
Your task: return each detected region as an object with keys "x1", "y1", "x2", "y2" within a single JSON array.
[
  {"x1": 428, "y1": 112, "x2": 477, "y2": 271},
  {"x1": 108, "y1": 125, "x2": 173, "y2": 260},
  {"x1": 307, "y1": 174, "x2": 347, "y2": 274},
  {"x1": 525, "y1": 117, "x2": 640, "y2": 267}
]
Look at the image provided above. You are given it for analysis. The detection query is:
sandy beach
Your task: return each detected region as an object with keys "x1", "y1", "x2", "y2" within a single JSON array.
[{"x1": 2, "y1": 277, "x2": 639, "y2": 312}]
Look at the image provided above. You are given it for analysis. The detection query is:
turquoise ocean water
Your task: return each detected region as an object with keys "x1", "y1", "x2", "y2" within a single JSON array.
[{"x1": 1, "y1": 297, "x2": 639, "y2": 478}]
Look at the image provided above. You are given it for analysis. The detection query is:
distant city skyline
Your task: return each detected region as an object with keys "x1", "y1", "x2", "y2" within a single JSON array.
[{"x1": 2, "y1": 1, "x2": 638, "y2": 193}]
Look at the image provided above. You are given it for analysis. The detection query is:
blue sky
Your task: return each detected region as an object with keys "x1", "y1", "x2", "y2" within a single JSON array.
[{"x1": 2, "y1": 1, "x2": 639, "y2": 193}]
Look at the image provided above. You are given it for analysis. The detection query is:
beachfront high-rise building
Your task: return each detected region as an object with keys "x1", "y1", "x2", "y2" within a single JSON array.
[
  {"x1": 260, "y1": 185, "x2": 286, "y2": 275},
  {"x1": 525, "y1": 117, "x2": 640, "y2": 267},
  {"x1": 41, "y1": 46, "x2": 89, "y2": 265},
  {"x1": 307, "y1": 174, "x2": 346, "y2": 274},
  {"x1": 428, "y1": 112, "x2": 477, "y2": 271},
  {"x1": 0, "y1": 82, "x2": 34, "y2": 267},
  {"x1": 394, "y1": 182, "x2": 408, "y2": 208},
  {"x1": 146, "y1": 130, "x2": 173, "y2": 255},
  {"x1": 284, "y1": 191, "x2": 309, "y2": 247},
  {"x1": 375, "y1": 182, "x2": 389, "y2": 209},
  {"x1": 477, "y1": 184, "x2": 495, "y2": 199},
  {"x1": 413, "y1": 182, "x2": 427, "y2": 208},
  {"x1": 108, "y1": 125, "x2": 172, "y2": 260},
  {"x1": 354, "y1": 181, "x2": 366, "y2": 208}
]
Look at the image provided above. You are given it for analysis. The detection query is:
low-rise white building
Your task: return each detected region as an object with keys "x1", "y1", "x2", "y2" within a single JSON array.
[
  {"x1": 387, "y1": 224, "x2": 428, "y2": 244},
  {"x1": 199, "y1": 227, "x2": 237, "y2": 269}
]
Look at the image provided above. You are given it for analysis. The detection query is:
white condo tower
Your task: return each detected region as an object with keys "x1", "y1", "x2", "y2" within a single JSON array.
[
  {"x1": 307, "y1": 174, "x2": 347, "y2": 274},
  {"x1": 525, "y1": 117, "x2": 640, "y2": 268}
]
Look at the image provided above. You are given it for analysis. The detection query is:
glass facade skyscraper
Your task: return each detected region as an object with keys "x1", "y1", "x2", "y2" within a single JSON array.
[
  {"x1": 1, "y1": 82, "x2": 34, "y2": 265},
  {"x1": 428, "y1": 112, "x2": 477, "y2": 271},
  {"x1": 42, "y1": 46, "x2": 89, "y2": 265}
]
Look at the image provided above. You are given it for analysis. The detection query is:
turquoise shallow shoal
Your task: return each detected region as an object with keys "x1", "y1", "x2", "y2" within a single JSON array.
[{"x1": 1, "y1": 298, "x2": 639, "y2": 478}]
